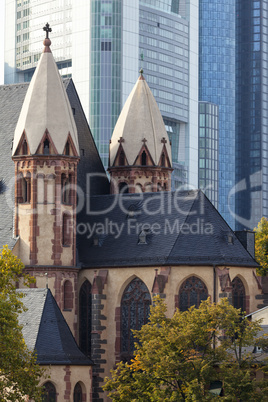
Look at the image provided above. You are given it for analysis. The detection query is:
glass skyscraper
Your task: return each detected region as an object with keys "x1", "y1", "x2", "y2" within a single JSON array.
[
  {"x1": 236, "y1": 0, "x2": 268, "y2": 230},
  {"x1": 199, "y1": 0, "x2": 236, "y2": 227},
  {"x1": 4, "y1": 0, "x2": 199, "y2": 187}
]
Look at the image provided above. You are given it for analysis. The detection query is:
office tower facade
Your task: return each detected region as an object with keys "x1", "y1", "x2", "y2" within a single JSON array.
[
  {"x1": 236, "y1": 0, "x2": 268, "y2": 230},
  {"x1": 198, "y1": 101, "x2": 219, "y2": 209},
  {"x1": 199, "y1": 0, "x2": 236, "y2": 227},
  {"x1": 4, "y1": 0, "x2": 199, "y2": 187}
]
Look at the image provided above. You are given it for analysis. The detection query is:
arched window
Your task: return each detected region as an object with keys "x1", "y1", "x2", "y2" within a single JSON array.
[
  {"x1": 119, "y1": 151, "x2": 125, "y2": 166},
  {"x1": 61, "y1": 174, "x2": 70, "y2": 204},
  {"x1": 179, "y1": 276, "x2": 208, "y2": 312},
  {"x1": 62, "y1": 213, "x2": 72, "y2": 246},
  {"x1": 65, "y1": 141, "x2": 70, "y2": 156},
  {"x1": 141, "y1": 151, "x2": 147, "y2": 166},
  {"x1": 121, "y1": 278, "x2": 151, "y2": 361},
  {"x1": 42, "y1": 382, "x2": 56, "y2": 402},
  {"x1": 44, "y1": 139, "x2": 50, "y2": 155},
  {"x1": 63, "y1": 280, "x2": 73, "y2": 310},
  {"x1": 21, "y1": 174, "x2": 31, "y2": 203},
  {"x1": 79, "y1": 280, "x2": 92, "y2": 356},
  {"x1": 73, "y1": 382, "x2": 82, "y2": 402},
  {"x1": 23, "y1": 140, "x2": 28, "y2": 155},
  {"x1": 119, "y1": 182, "x2": 128, "y2": 193},
  {"x1": 232, "y1": 277, "x2": 245, "y2": 311},
  {"x1": 161, "y1": 152, "x2": 165, "y2": 166}
]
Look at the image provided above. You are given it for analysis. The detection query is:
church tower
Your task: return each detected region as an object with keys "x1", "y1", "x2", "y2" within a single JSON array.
[
  {"x1": 108, "y1": 71, "x2": 173, "y2": 194},
  {"x1": 12, "y1": 26, "x2": 80, "y2": 316}
]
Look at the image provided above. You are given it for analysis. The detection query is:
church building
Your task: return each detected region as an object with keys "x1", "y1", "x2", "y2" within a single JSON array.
[{"x1": 0, "y1": 27, "x2": 267, "y2": 401}]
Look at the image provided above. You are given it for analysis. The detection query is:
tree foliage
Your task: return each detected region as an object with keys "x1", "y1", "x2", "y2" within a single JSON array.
[
  {"x1": 0, "y1": 246, "x2": 44, "y2": 401},
  {"x1": 254, "y1": 217, "x2": 268, "y2": 276},
  {"x1": 104, "y1": 297, "x2": 268, "y2": 401}
]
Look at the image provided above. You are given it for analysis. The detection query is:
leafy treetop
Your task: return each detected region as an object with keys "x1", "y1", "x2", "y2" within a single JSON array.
[
  {"x1": 254, "y1": 217, "x2": 268, "y2": 276},
  {"x1": 0, "y1": 245, "x2": 44, "y2": 402},
  {"x1": 104, "y1": 296, "x2": 268, "y2": 401}
]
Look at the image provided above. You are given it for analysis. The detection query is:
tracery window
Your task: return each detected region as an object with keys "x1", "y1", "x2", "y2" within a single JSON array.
[
  {"x1": 79, "y1": 280, "x2": 92, "y2": 356},
  {"x1": 42, "y1": 382, "x2": 56, "y2": 402},
  {"x1": 232, "y1": 277, "x2": 245, "y2": 311},
  {"x1": 121, "y1": 278, "x2": 151, "y2": 361},
  {"x1": 179, "y1": 276, "x2": 208, "y2": 312},
  {"x1": 73, "y1": 382, "x2": 82, "y2": 402}
]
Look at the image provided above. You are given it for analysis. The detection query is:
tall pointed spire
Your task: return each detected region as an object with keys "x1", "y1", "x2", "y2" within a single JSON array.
[{"x1": 12, "y1": 25, "x2": 79, "y2": 156}]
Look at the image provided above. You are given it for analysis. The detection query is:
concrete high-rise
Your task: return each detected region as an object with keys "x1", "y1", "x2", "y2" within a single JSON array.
[{"x1": 4, "y1": 0, "x2": 199, "y2": 187}]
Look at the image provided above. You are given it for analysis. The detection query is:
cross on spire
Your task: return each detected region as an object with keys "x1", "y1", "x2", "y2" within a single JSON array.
[
  {"x1": 43, "y1": 23, "x2": 52, "y2": 39},
  {"x1": 142, "y1": 138, "x2": 147, "y2": 144},
  {"x1": 118, "y1": 137, "x2": 125, "y2": 144},
  {"x1": 161, "y1": 137, "x2": 167, "y2": 144}
]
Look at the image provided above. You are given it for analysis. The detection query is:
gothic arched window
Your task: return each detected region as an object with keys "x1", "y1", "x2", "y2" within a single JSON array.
[
  {"x1": 42, "y1": 382, "x2": 56, "y2": 402},
  {"x1": 121, "y1": 278, "x2": 151, "y2": 361},
  {"x1": 179, "y1": 276, "x2": 208, "y2": 312},
  {"x1": 232, "y1": 277, "x2": 246, "y2": 311},
  {"x1": 73, "y1": 382, "x2": 82, "y2": 402},
  {"x1": 79, "y1": 280, "x2": 92, "y2": 356}
]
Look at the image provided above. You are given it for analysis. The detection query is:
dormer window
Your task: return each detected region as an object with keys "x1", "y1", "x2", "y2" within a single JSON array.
[
  {"x1": 44, "y1": 139, "x2": 50, "y2": 155},
  {"x1": 141, "y1": 151, "x2": 147, "y2": 166},
  {"x1": 138, "y1": 230, "x2": 147, "y2": 244}
]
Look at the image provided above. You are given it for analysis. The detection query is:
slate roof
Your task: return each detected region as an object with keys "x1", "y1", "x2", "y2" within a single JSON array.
[
  {"x1": 0, "y1": 79, "x2": 109, "y2": 249},
  {"x1": 77, "y1": 190, "x2": 259, "y2": 268},
  {"x1": 18, "y1": 288, "x2": 93, "y2": 365}
]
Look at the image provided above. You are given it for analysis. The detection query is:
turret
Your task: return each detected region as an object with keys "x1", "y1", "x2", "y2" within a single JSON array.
[
  {"x1": 108, "y1": 71, "x2": 173, "y2": 193},
  {"x1": 12, "y1": 24, "x2": 79, "y2": 268}
]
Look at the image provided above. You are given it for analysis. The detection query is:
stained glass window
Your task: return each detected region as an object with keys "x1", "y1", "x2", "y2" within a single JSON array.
[
  {"x1": 179, "y1": 276, "x2": 208, "y2": 312},
  {"x1": 42, "y1": 382, "x2": 56, "y2": 402},
  {"x1": 121, "y1": 278, "x2": 151, "y2": 360},
  {"x1": 232, "y1": 277, "x2": 245, "y2": 311},
  {"x1": 79, "y1": 280, "x2": 92, "y2": 356}
]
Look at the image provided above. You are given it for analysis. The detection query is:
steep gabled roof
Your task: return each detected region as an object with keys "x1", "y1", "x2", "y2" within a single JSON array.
[
  {"x1": 18, "y1": 288, "x2": 93, "y2": 365},
  {"x1": 78, "y1": 190, "x2": 258, "y2": 268},
  {"x1": 109, "y1": 74, "x2": 172, "y2": 166}
]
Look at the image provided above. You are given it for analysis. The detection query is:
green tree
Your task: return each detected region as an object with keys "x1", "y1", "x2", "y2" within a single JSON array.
[
  {"x1": 104, "y1": 297, "x2": 268, "y2": 401},
  {"x1": 254, "y1": 217, "x2": 268, "y2": 276},
  {"x1": 0, "y1": 246, "x2": 44, "y2": 401}
]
